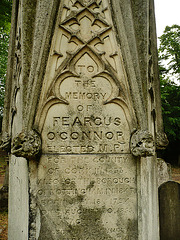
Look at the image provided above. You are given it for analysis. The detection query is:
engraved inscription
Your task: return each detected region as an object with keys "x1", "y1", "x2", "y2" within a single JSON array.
[
  {"x1": 42, "y1": 76, "x2": 130, "y2": 154},
  {"x1": 37, "y1": 155, "x2": 137, "y2": 239},
  {"x1": 33, "y1": 0, "x2": 138, "y2": 239}
]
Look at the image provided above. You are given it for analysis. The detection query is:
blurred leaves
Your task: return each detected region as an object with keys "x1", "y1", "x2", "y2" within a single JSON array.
[
  {"x1": 0, "y1": 0, "x2": 12, "y2": 118},
  {"x1": 0, "y1": 0, "x2": 12, "y2": 33},
  {"x1": 159, "y1": 24, "x2": 180, "y2": 81},
  {"x1": 160, "y1": 77, "x2": 180, "y2": 142},
  {"x1": 0, "y1": 29, "x2": 10, "y2": 117},
  {"x1": 158, "y1": 25, "x2": 180, "y2": 164}
]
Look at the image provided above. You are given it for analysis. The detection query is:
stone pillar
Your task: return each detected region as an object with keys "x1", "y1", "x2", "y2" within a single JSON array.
[{"x1": 1, "y1": 0, "x2": 168, "y2": 239}]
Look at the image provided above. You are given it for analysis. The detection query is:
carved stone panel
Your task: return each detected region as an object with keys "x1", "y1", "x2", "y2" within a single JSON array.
[
  {"x1": 36, "y1": 154, "x2": 137, "y2": 239},
  {"x1": 42, "y1": 70, "x2": 130, "y2": 155},
  {"x1": 31, "y1": 1, "x2": 138, "y2": 239},
  {"x1": 35, "y1": 62, "x2": 138, "y2": 239}
]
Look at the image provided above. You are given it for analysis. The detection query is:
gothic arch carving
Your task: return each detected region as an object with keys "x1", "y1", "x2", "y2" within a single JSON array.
[{"x1": 35, "y1": 0, "x2": 137, "y2": 133}]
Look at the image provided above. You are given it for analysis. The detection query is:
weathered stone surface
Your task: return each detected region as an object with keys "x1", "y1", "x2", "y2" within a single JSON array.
[
  {"x1": 29, "y1": 1, "x2": 138, "y2": 238},
  {"x1": 156, "y1": 131, "x2": 169, "y2": 150},
  {"x1": 157, "y1": 158, "x2": 171, "y2": 187},
  {"x1": 159, "y1": 181, "x2": 180, "y2": 240},
  {"x1": 11, "y1": 130, "x2": 41, "y2": 159},
  {"x1": 35, "y1": 155, "x2": 137, "y2": 239},
  {"x1": 130, "y1": 130, "x2": 155, "y2": 157},
  {"x1": 0, "y1": 132, "x2": 11, "y2": 152},
  {"x1": 8, "y1": 155, "x2": 29, "y2": 240},
  {"x1": 2, "y1": 0, "x2": 167, "y2": 239}
]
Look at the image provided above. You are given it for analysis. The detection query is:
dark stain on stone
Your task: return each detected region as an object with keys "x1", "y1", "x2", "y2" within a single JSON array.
[
  {"x1": 66, "y1": 207, "x2": 114, "y2": 240},
  {"x1": 127, "y1": 218, "x2": 138, "y2": 239},
  {"x1": 76, "y1": 194, "x2": 84, "y2": 202},
  {"x1": 86, "y1": 180, "x2": 95, "y2": 191}
]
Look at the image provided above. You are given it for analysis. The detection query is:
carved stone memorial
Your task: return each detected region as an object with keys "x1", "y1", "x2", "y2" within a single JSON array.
[{"x1": 1, "y1": 0, "x2": 168, "y2": 239}]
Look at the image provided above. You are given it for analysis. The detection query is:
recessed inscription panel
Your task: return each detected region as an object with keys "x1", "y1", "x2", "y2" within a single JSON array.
[
  {"x1": 42, "y1": 74, "x2": 130, "y2": 155},
  {"x1": 38, "y1": 76, "x2": 137, "y2": 239},
  {"x1": 37, "y1": 154, "x2": 137, "y2": 240}
]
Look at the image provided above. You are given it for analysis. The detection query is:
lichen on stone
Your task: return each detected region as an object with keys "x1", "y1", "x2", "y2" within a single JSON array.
[
  {"x1": 0, "y1": 132, "x2": 11, "y2": 152},
  {"x1": 130, "y1": 130, "x2": 155, "y2": 157},
  {"x1": 155, "y1": 131, "x2": 169, "y2": 150},
  {"x1": 11, "y1": 130, "x2": 41, "y2": 159}
]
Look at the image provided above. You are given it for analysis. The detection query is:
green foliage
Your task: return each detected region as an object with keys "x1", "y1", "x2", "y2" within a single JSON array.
[
  {"x1": 0, "y1": 0, "x2": 12, "y2": 119},
  {"x1": 158, "y1": 25, "x2": 180, "y2": 165},
  {"x1": 0, "y1": 0, "x2": 12, "y2": 33},
  {"x1": 0, "y1": 29, "x2": 10, "y2": 117},
  {"x1": 159, "y1": 24, "x2": 180, "y2": 80},
  {"x1": 160, "y1": 77, "x2": 180, "y2": 142}
]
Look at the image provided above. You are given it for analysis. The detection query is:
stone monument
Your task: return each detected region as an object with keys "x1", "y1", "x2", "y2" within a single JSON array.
[
  {"x1": 1, "y1": 0, "x2": 168, "y2": 239},
  {"x1": 159, "y1": 181, "x2": 180, "y2": 240}
]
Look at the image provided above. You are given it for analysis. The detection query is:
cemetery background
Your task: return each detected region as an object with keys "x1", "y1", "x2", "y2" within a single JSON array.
[{"x1": 0, "y1": 0, "x2": 179, "y2": 239}]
